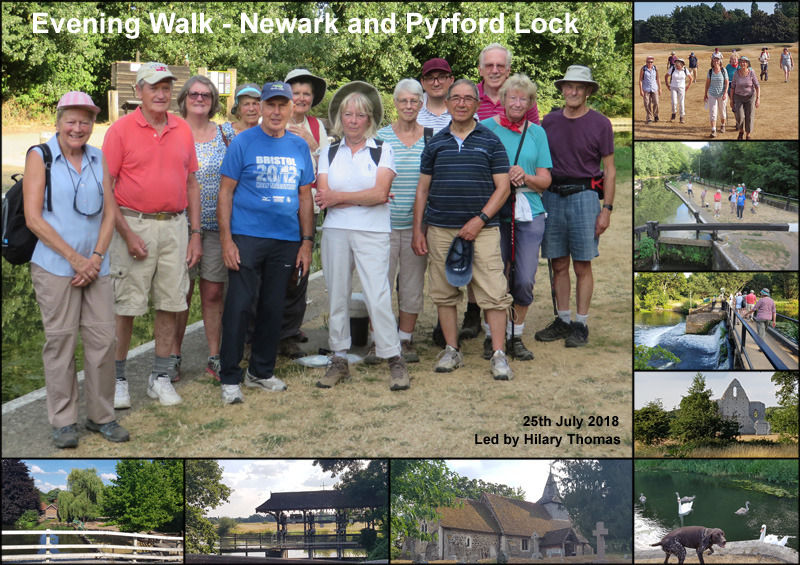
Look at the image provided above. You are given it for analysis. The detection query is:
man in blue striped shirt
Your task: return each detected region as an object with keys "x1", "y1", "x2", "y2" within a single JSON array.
[{"x1": 412, "y1": 79, "x2": 515, "y2": 381}]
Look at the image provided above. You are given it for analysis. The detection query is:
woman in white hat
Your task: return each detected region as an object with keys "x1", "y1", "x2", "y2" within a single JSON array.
[
  {"x1": 284, "y1": 69, "x2": 329, "y2": 162},
  {"x1": 314, "y1": 81, "x2": 410, "y2": 391},
  {"x1": 24, "y1": 91, "x2": 129, "y2": 448}
]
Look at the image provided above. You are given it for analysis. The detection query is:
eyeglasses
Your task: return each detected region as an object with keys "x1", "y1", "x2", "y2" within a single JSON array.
[
  {"x1": 396, "y1": 98, "x2": 420, "y2": 106},
  {"x1": 187, "y1": 91, "x2": 212, "y2": 101},
  {"x1": 448, "y1": 95, "x2": 477, "y2": 105},
  {"x1": 423, "y1": 74, "x2": 451, "y2": 84},
  {"x1": 63, "y1": 157, "x2": 104, "y2": 217},
  {"x1": 507, "y1": 96, "x2": 530, "y2": 105}
]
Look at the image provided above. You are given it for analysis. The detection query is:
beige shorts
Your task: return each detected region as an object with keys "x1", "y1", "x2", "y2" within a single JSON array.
[
  {"x1": 426, "y1": 225, "x2": 512, "y2": 311},
  {"x1": 189, "y1": 229, "x2": 228, "y2": 283},
  {"x1": 110, "y1": 211, "x2": 189, "y2": 315}
]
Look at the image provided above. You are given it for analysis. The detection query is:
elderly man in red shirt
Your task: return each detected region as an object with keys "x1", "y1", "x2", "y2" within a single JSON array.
[{"x1": 103, "y1": 62, "x2": 202, "y2": 408}]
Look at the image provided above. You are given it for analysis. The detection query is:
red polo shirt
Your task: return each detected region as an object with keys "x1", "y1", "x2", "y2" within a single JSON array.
[
  {"x1": 103, "y1": 107, "x2": 198, "y2": 213},
  {"x1": 476, "y1": 81, "x2": 540, "y2": 124}
]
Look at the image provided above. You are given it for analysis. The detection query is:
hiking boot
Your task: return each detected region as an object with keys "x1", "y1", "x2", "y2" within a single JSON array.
[
  {"x1": 400, "y1": 339, "x2": 419, "y2": 363},
  {"x1": 534, "y1": 317, "x2": 572, "y2": 342},
  {"x1": 654, "y1": 116, "x2": 659, "y2": 122},
  {"x1": 114, "y1": 379, "x2": 131, "y2": 409},
  {"x1": 506, "y1": 336, "x2": 534, "y2": 361},
  {"x1": 670, "y1": 113, "x2": 676, "y2": 121},
  {"x1": 244, "y1": 367, "x2": 287, "y2": 391},
  {"x1": 720, "y1": 124, "x2": 726, "y2": 133},
  {"x1": 434, "y1": 345, "x2": 464, "y2": 373},
  {"x1": 459, "y1": 309, "x2": 482, "y2": 340},
  {"x1": 490, "y1": 350, "x2": 514, "y2": 381},
  {"x1": 645, "y1": 119, "x2": 653, "y2": 124},
  {"x1": 221, "y1": 384, "x2": 244, "y2": 405},
  {"x1": 431, "y1": 322, "x2": 446, "y2": 347},
  {"x1": 86, "y1": 419, "x2": 130, "y2": 443},
  {"x1": 364, "y1": 343, "x2": 382, "y2": 365},
  {"x1": 147, "y1": 374, "x2": 182, "y2": 406},
  {"x1": 278, "y1": 337, "x2": 306, "y2": 359},
  {"x1": 388, "y1": 355, "x2": 410, "y2": 391},
  {"x1": 679, "y1": 116, "x2": 684, "y2": 123},
  {"x1": 168, "y1": 354, "x2": 181, "y2": 382},
  {"x1": 317, "y1": 356, "x2": 350, "y2": 388},
  {"x1": 53, "y1": 424, "x2": 78, "y2": 449},
  {"x1": 295, "y1": 330, "x2": 309, "y2": 343},
  {"x1": 565, "y1": 322, "x2": 590, "y2": 348},
  {"x1": 206, "y1": 354, "x2": 221, "y2": 381},
  {"x1": 483, "y1": 336, "x2": 493, "y2": 360}
]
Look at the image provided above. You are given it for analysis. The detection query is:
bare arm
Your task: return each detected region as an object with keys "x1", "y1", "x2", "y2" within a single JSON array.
[
  {"x1": 185, "y1": 171, "x2": 203, "y2": 268},
  {"x1": 217, "y1": 174, "x2": 239, "y2": 271},
  {"x1": 459, "y1": 172, "x2": 511, "y2": 241},
  {"x1": 315, "y1": 167, "x2": 396, "y2": 209},
  {"x1": 411, "y1": 173, "x2": 432, "y2": 256},
  {"x1": 296, "y1": 182, "x2": 314, "y2": 277},
  {"x1": 509, "y1": 165, "x2": 551, "y2": 193},
  {"x1": 595, "y1": 153, "x2": 616, "y2": 237}
]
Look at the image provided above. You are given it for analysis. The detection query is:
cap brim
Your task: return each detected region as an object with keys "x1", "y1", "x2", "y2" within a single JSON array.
[
  {"x1": 329, "y1": 81, "x2": 383, "y2": 126},
  {"x1": 286, "y1": 73, "x2": 327, "y2": 107}
]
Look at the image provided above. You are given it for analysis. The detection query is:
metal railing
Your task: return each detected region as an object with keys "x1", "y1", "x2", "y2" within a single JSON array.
[
  {"x1": 722, "y1": 302, "x2": 791, "y2": 370},
  {"x1": 693, "y1": 178, "x2": 798, "y2": 211},
  {"x1": 2, "y1": 529, "x2": 183, "y2": 563}
]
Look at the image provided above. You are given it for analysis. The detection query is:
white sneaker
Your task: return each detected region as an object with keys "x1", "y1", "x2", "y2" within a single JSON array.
[
  {"x1": 147, "y1": 374, "x2": 182, "y2": 406},
  {"x1": 114, "y1": 379, "x2": 131, "y2": 409},
  {"x1": 244, "y1": 368, "x2": 287, "y2": 391},
  {"x1": 221, "y1": 384, "x2": 244, "y2": 405},
  {"x1": 491, "y1": 350, "x2": 514, "y2": 381}
]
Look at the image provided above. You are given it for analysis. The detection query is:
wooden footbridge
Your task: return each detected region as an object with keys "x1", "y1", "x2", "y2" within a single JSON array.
[{"x1": 713, "y1": 301, "x2": 798, "y2": 370}]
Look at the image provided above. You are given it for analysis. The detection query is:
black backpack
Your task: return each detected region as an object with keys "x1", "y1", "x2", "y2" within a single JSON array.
[
  {"x1": 326, "y1": 128, "x2": 433, "y2": 165},
  {"x1": 2, "y1": 144, "x2": 53, "y2": 265}
]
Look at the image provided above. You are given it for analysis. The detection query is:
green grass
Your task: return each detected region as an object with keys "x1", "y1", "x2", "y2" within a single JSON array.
[{"x1": 739, "y1": 239, "x2": 791, "y2": 260}]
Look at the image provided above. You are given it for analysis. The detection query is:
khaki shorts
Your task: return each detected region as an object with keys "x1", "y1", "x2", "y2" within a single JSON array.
[
  {"x1": 426, "y1": 225, "x2": 512, "y2": 311},
  {"x1": 110, "y1": 211, "x2": 189, "y2": 315},
  {"x1": 189, "y1": 229, "x2": 228, "y2": 283}
]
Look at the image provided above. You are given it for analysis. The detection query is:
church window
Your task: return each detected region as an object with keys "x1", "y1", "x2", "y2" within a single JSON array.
[
  {"x1": 753, "y1": 409, "x2": 758, "y2": 418},
  {"x1": 733, "y1": 386, "x2": 738, "y2": 397},
  {"x1": 523, "y1": 539, "x2": 529, "y2": 551},
  {"x1": 466, "y1": 536, "x2": 471, "y2": 547},
  {"x1": 421, "y1": 523, "x2": 428, "y2": 533}
]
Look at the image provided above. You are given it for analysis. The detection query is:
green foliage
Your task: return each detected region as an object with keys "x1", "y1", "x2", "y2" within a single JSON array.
[
  {"x1": 671, "y1": 373, "x2": 740, "y2": 443},
  {"x1": 634, "y1": 272, "x2": 687, "y2": 307},
  {"x1": 769, "y1": 372, "x2": 799, "y2": 438},
  {"x1": 635, "y1": 143, "x2": 696, "y2": 178},
  {"x1": 634, "y1": 400, "x2": 672, "y2": 444},
  {"x1": 634, "y1": 459, "x2": 799, "y2": 489},
  {"x1": 558, "y1": 460, "x2": 632, "y2": 553},
  {"x1": 185, "y1": 460, "x2": 231, "y2": 554},
  {"x1": 216, "y1": 517, "x2": 237, "y2": 537},
  {"x1": 57, "y1": 468, "x2": 105, "y2": 522},
  {"x1": 450, "y1": 475, "x2": 525, "y2": 501},
  {"x1": 634, "y1": 345, "x2": 681, "y2": 370},
  {"x1": 104, "y1": 460, "x2": 183, "y2": 533},
  {"x1": 15, "y1": 509, "x2": 41, "y2": 529},
  {"x1": 658, "y1": 244, "x2": 712, "y2": 268},
  {"x1": 2, "y1": 460, "x2": 40, "y2": 525},
  {"x1": 636, "y1": 236, "x2": 656, "y2": 261}
]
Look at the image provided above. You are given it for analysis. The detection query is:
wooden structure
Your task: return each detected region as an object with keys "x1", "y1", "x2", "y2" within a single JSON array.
[
  {"x1": 722, "y1": 300, "x2": 797, "y2": 370},
  {"x1": 108, "y1": 62, "x2": 191, "y2": 122},
  {"x1": 39, "y1": 502, "x2": 58, "y2": 520}
]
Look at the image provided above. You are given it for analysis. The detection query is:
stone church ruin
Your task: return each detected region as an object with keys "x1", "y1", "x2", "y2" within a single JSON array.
[{"x1": 716, "y1": 378, "x2": 771, "y2": 435}]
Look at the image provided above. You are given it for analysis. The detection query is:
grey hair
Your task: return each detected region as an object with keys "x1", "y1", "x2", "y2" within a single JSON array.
[
  {"x1": 499, "y1": 73, "x2": 538, "y2": 104},
  {"x1": 177, "y1": 75, "x2": 220, "y2": 119},
  {"x1": 446, "y1": 79, "x2": 479, "y2": 100},
  {"x1": 479, "y1": 43, "x2": 512, "y2": 68},
  {"x1": 393, "y1": 78, "x2": 423, "y2": 101},
  {"x1": 332, "y1": 91, "x2": 378, "y2": 139}
]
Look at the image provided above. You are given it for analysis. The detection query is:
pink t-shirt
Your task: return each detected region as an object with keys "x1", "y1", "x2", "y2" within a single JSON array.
[
  {"x1": 476, "y1": 81, "x2": 540, "y2": 125},
  {"x1": 714, "y1": 192, "x2": 722, "y2": 202},
  {"x1": 746, "y1": 293, "x2": 757, "y2": 305},
  {"x1": 103, "y1": 108, "x2": 199, "y2": 213}
]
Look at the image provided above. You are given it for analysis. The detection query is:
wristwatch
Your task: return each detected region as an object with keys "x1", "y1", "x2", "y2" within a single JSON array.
[
  {"x1": 603, "y1": 204, "x2": 613, "y2": 212},
  {"x1": 478, "y1": 212, "x2": 490, "y2": 223}
]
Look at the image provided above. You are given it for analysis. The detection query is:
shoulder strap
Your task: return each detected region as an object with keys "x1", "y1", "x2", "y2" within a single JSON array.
[
  {"x1": 327, "y1": 140, "x2": 341, "y2": 164},
  {"x1": 28, "y1": 143, "x2": 53, "y2": 212},
  {"x1": 369, "y1": 138, "x2": 384, "y2": 167},
  {"x1": 218, "y1": 124, "x2": 229, "y2": 147},
  {"x1": 307, "y1": 116, "x2": 321, "y2": 143},
  {"x1": 512, "y1": 120, "x2": 529, "y2": 166},
  {"x1": 423, "y1": 127, "x2": 433, "y2": 145}
]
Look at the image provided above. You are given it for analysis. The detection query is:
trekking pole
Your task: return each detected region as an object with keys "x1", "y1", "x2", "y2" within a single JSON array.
[{"x1": 509, "y1": 120, "x2": 529, "y2": 347}]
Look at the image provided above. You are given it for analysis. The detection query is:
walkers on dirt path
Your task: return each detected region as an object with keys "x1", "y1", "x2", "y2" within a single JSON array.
[
  {"x1": 103, "y1": 62, "x2": 203, "y2": 410},
  {"x1": 411, "y1": 79, "x2": 515, "y2": 380},
  {"x1": 780, "y1": 47, "x2": 794, "y2": 82},
  {"x1": 688, "y1": 52, "x2": 698, "y2": 81},
  {"x1": 535, "y1": 65, "x2": 615, "y2": 349},
  {"x1": 666, "y1": 58, "x2": 693, "y2": 123},
  {"x1": 759, "y1": 47, "x2": 770, "y2": 81},
  {"x1": 751, "y1": 187, "x2": 762, "y2": 213},
  {"x1": 639, "y1": 55, "x2": 661, "y2": 124},
  {"x1": 217, "y1": 82, "x2": 315, "y2": 405}
]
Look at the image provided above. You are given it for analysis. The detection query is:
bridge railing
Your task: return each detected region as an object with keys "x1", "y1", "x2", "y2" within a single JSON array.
[
  {"x1": 2, "y1": 529, "x2": 183, "y2": 562},
  {"x1": 723, "y1": 302, "x2": 791, "y2": 370},
  {"x1": 218, "y1": 531, "x2": 361, "y2": 549},
  {"x1": 634, "y1": 221, "x2": 792, "y2": 243}
]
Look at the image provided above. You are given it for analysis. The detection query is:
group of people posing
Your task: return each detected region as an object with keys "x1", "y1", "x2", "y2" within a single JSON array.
[
  {"x1": 24, "y1": 43, "x2": 616, "y2": 448},
  {"x1": 687, "y1": 179, "x2": 762, "y2": 219},
  {"x1": 639, "y1": 46, "x2": 794, "y2": 139}
]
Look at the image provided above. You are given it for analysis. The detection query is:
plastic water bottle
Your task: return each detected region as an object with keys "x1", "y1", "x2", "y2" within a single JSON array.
[{"x1": 704, "y1": 99, "x2": 708, "y2": 110}]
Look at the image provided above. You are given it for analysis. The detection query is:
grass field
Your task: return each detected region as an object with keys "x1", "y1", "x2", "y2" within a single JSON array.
[{"x1": 635, "y1": 436, "x2": 799, "y2": 458}]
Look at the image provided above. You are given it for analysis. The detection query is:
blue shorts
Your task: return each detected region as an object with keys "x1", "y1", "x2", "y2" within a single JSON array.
[{"x1": 540, "y1": 189, "x2": 600, "y2": 261}]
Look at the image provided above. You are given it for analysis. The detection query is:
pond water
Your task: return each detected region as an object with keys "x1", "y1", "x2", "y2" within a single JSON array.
[
  {"x1": 635, "y1": 471, "x2": 799, "y2": 552},
  {"x1": 227, "y1": 548, "x2": 367, "y2": 559},
  {"x1": 635, "y1": 311, "x2": 732, "y2": 370}
]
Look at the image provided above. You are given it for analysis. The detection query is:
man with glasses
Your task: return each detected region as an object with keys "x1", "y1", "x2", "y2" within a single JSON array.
[
  {"x1": 417, "y1": 58, "x2": 454, "y2": 134},
  {"x1": 103, "y1": 61, "x2": 203, "y2": 408},
  {"x1": 476, "y1": 43, "x2": 540, "y2": 124},
  {"x1": 412, "y1": 79, "x2": 514, "y2": 381}
]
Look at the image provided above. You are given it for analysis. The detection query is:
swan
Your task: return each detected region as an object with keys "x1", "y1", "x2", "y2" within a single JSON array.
[
  {"x1": 676, "y1": 493, "x2": 693, "y2": 516},
  {"x1": 759, "y1": 525, "x2": 795, "y2": 546},
  {"x1": 734, "y1": 501, "x2": 750, "y2": 515},
  {"x1": 639, "y1": 493, "x2": 646, "y2": 505},
  {"x1": 675, "y1": 491, "x2": 695, "y2": 503}
]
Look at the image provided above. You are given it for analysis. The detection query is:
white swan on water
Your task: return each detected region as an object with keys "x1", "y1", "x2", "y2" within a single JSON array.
[
  {"x1": 675, "y1": 491, "x2": 695, "y2": 503},
  {"x1": 640, "y1": 493, "x2": 646, "y2": 505},
  {"x1": 759, "y1": 525, "x2": 795, "y2": 546},
  {"x1": 676, "y1": 492, "x2": 693, "y2": 516},
  {"x1": 734, "y1": 501, "x2": 750, "y2": 515}
]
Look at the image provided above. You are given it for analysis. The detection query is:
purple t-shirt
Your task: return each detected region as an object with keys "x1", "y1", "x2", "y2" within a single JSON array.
[
  {"x1": 541, "y1": 108, "x2": 614, "y2": 179},
  {"x1": 752, "y1": 297, "x2": 776, "y2": 321}
]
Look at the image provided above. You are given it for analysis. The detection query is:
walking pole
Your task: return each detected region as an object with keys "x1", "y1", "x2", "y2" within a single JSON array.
[{"x1": 509, "y1": 120, "x2": 529, "y2": 348}]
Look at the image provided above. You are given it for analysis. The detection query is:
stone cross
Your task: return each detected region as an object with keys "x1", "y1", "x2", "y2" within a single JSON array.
[{"x1": 593, "y1": 521, "x2": 609, "y2": 562}]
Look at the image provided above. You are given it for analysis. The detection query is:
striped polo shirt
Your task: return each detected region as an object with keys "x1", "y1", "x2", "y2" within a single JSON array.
[{"x1": 420, "y1": 122, "x2": 510, "y2": 228}]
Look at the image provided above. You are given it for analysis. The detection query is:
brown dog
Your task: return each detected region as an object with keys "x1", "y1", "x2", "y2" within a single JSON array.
[{"x1": 651, "y1": 526, "x2": 727, "y2": 564}]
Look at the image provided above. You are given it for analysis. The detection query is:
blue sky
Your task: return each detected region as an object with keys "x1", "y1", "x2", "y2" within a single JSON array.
[
  {"x1": 21, "y1": 460, "x2": 120, "y2": 493},
  {"x1": 634, "y1": 371, "x2": 789, "y2": 410},
  {"x1": 635, "y1": 2, "x2": 775, "y2": 20}
]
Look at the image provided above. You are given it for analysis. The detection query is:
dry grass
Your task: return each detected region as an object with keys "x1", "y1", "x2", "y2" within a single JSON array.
[
  {"x1": 634, "y1": 439, "x2": 798, "y2": 458},
  {"x1": 634, "y1": 42, "x2": 799, "y2": 140}
]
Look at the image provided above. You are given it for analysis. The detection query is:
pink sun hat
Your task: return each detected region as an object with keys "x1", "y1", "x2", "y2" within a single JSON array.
[{"x1": 57, "y1": 91, "x2": 101, "y2": 115}]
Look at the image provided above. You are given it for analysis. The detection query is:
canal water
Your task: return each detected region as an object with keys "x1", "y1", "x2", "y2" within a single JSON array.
[
  {"x1": 635, "y1": 178, "x2": 710, "y2": 240},
  {"x1": 635, "y1": 311, "x2": 732, "y2": 370},
  {"x1": 635, "y1": 471, "x2": 799, "y2": 552},
  {"x1": 227, "y1": 548, "x2": 367, "y2": 559},
  {"x1": 1, "y1": 532, "x2": 87, "y2": 556}
]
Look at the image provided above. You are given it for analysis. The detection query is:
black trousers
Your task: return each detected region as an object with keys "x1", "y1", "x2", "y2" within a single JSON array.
[{"x1": 220, "y1": 234, "x2": 299, "y2": 385}]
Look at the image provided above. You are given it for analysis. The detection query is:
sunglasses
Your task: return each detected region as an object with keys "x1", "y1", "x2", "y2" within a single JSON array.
[{"x1": 187, "y1": 91, "x2": 213, "y2": 101}]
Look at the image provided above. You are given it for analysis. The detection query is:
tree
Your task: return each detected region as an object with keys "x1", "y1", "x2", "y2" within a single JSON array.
[
  {"x1": 634, "y1": 345, "x2": 681, "y2": 370},
  {"x1": 104, "y1": 460, "x2": 183, "y2": 533},
  {"x1": 769, "y1": 372, "x2": 799, "y2": 437},
  {"x1": 186, "y1": 460, "x2": 231, "y2": 554},
  {"x1": 634, "y1": 400, "x2": 672, "y2": 445},
  {"x1": 671, "y1": 373, "x2": 739, "y2": 442},
  {"x1": 450, "y1": 475, "x2": 525, "y2": 501},
  {"x1": 16, "y1": 509, "x2": 41, "y2": 529},
  {"x1": 59, "y1": 468, "x2": 105, "y2": 522},
  {"x1": 558, "y1": 460, "x2": 632, "y2": 553},
  {"x1": 1, "y1": 460, "x2": 40, "y2": 525},
  {"x1": 216, "y1": 517, "x2": 238, "y2": 537}
]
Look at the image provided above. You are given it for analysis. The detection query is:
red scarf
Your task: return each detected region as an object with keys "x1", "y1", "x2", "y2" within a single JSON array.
[{"x1": 499, "y1": 111, "x2": 525, "y2": 133}]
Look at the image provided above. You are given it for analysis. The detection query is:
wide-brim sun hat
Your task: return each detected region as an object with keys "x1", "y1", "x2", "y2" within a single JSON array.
[
  {"x1": 676, "y1": 58, "x2": 686, "y2": 64},
  {"x1": 57, "y1": 91, "x2": 101, "y2": 115},
  {"x1": 739, "y1": 56, "x2": 751, "y2": 64},
  {"x1": 284, "y1": 69, "x2": 327, "y2": 107},
  {"x1": 553, "y1": 65, "x2": 599, "y2": 94},
  {"x1": 231, "y1": 82, "x2": 262, "y2": 116},
  {"x1": 328, "y1": 81, "x2": 383, "y2": 126}
]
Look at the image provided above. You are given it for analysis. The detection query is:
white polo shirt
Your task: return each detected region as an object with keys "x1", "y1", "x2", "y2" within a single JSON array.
[{"x1": 319, "y1": 137, "x2": 397, "y2": 233}]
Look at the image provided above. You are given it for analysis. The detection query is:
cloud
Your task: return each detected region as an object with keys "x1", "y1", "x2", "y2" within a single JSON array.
[
  {"x1": 101, "y1": 473, "x2": 117, "y2": 481},
  {"x1": 30, "y1": 465, "x2": 45, "y2": 474}
]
